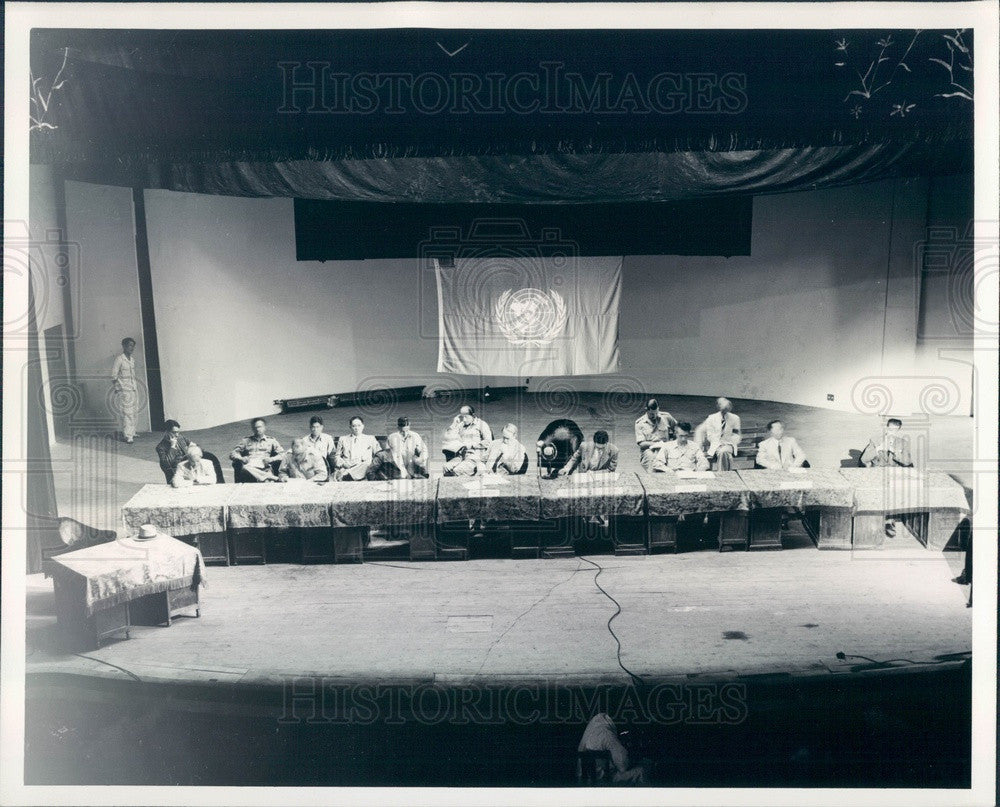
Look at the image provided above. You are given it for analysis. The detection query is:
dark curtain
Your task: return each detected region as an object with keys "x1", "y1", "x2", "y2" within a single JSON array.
[{"x1": 29, "y1": 28, "x2": 973, "y2": 202}]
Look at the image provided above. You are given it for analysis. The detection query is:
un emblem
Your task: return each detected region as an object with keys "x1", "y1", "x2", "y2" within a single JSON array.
[{"x1": 494, "y1": 288, "x2": 568, "y2": 346}]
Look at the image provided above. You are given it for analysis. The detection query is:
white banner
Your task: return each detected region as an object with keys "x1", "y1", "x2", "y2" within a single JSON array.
[{"x1": 435, "y1": 255, "x2": 622, "y2": 377}]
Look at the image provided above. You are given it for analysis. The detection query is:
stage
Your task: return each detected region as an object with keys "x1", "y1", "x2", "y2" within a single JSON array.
[
  {"x1": 26, "y1": 392, "x2": 975, "y2": 786},
  {"x1": 24, "y1": 531, "x2": 972, "y2": 786}
]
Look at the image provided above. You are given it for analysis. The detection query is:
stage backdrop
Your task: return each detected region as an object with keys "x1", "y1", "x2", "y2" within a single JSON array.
[{"x1": 435, "y1": 255, "x2": 621, "y2": 377}]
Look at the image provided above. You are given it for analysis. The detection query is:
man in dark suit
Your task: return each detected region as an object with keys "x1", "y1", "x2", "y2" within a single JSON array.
[
  {"x1": 155, "y1": 420, "x2": 190, "y2": 483},
  {"x1": 559, "y1": 430, "x2": 619, "y2": 475},
  {"x1": 537, "y1": 418, "x2": 585, "y2": 478}
]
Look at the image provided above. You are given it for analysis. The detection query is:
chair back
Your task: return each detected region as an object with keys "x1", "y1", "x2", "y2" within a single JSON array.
[
  {"x1": 576, "y1": 749, "x2": 612, "y2": 786},
  {"x1": 516, "y1": 452, "x2": 529, "y2": 475},
  {"x1": 201, "y1": 451, "x2": 226, "y2": 483},
  {"x1": 50, "y1": 517, "x2": 116, "y2": 556}
]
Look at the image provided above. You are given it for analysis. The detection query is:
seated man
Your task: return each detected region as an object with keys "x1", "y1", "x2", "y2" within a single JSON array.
[
  {"x1": 860, "y1": 418, "x2": 913, "y2": 467},
  {"x1": 560, "y1": 430, "x2": 619, "y2": 475},
  {"x1": 278, "y1": 438, "x2": 329, "y2": 482},
  {"x1": 484, "y1": 423, "x2": 528, "y2": 475},
  {"x1": 334, "y1": 416, "x2": 381, "y2": 481},
  {"x1": 155, "y1": 419, "x2": 190, "y2": 483},
  {"x1": 537, "y1": 418, "x2": 585, "y2": 478},
  {"x1": 387, "y1": 416, "x2": 429, "y2": 479},
  {"x1": 442, "y1": 405, "x2": 493, "y2": 462},
  {"x1": 302, "y1": 415, "x2": 337, "y2": 473},
  {"x1": 651, "y1": 422, "x2": 710, "y2": 472},
  {"x1": 365, "y1": 448, "x2": 403, "y2": 481},
  {"x1": 755, "y1": 419, "x2": 809, "y2": 470},
  {"x1": 171, "y1": 444, "x2": 217, "y2": 488},
  {"x1": 443, "y1": 445, "x2": 485, "y2": 477},
  {"x1": 695, "y1": 397, "x2": 741, "y2": 471},
  {"x1": 578, "y1": 713, "x2": 649, "y2": 786},
  {"x1": 635, "y1": 398, "x2": 678, "y2": 471},
  {"x1": 230, "y1": 418, "x2": 284, "y2": 482}
]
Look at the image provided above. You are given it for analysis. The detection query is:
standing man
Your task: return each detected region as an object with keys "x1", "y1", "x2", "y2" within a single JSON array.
[
  {"x1": 303, "y1": 415, "x2": 337, "y2": 473},
  {"x1": 651, "y1": 422, "x2": 710, "y2": 472},
  {"x1": 230, "y1": 418, "x2": 284, "y2": 482},
  {"x1": 484, "y1": 423, "x2": 528, "y2": 475},
  {"x1": 560, "y1": 430, "x2": 619, "y2": 475},
  {"x1": 171, "y1": 444, "x2": 218, "y2": 488},
  {"x1": 155, "y1": 420, "x2": 190, "y2": 483},
  {"x1": 696, "y1": 397, "x2": 742, "y2": 471},
  {"x1": 335, "y1": 416, "x2": 381, "y2": 481},
  {"x1": 442, "y1": 405, "x2": 493, "y2": 462},
  {"x1": 860, "y1": 418, "x2": 913, "y2": 467},
  {"x1": 387, "y1": 416, "x2": 428, "y2": 479},
  {"x1": 111, "y1": 337, "x2": 139, "y2": 443},
  {"x1": 755, "y1": 420, "x2": 809, "y2": 470},
  {"x1": 635, "y1": 398, "x2": 677, "y2": 471}
]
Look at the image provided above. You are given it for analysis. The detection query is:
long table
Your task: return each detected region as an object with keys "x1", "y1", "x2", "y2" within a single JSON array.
[
  {"x1": 121, "y1": 468, "x2": 972, "y2": 562},
  {"x1": 838, "y1": 467, "x2": 971, "y2": 550},
  {"x1": 640, "y1": 470, "x2": 751, "y2": 552},
  {"x1": 737, "y1": 469, "x2": 855, "y2": 550}
]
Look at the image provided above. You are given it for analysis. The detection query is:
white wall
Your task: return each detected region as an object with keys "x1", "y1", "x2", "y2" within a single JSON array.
[
  {"x1": 83, "y1": 176, "x2": 974, "y2": 430},
  {"x1": 63, "y1": 180, "x2": 151, "y2": 432},
  {"x1": 144, "y1": 192, "x2": 441, "y2": 428},
  {"x1": 599, "y1": 177, "x2": 938, "y2": 414}
]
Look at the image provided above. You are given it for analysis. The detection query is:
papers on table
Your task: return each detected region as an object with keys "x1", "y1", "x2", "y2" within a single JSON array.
[
  {"x1": 787, "y1": 467, "x2": 809, "y2": 475},
  {"x1": 675, "y1": 470, "x2": 716, "y2": 480},
  {"x1": 462, "y1": 475, "x2": 511, "y2": 494},
  {"x1": 572, "y1": 471, "x2": 619, "y2": 484},
  {"x1": 556, "y1": 486, "x2": 628, "y2": 498}
]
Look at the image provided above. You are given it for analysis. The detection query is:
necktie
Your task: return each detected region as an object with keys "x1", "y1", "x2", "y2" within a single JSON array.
[
  {"x1": 720, "y1": 414, "x2": 727, "y2": 434},
  {"x1": 778, "y1": 441, "x2": 784, "y2": 466}
]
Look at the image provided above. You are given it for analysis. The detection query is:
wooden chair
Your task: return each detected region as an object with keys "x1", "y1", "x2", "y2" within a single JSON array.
[{"x1": 201, "y1": 451, "x2": 226, "y2": 483}]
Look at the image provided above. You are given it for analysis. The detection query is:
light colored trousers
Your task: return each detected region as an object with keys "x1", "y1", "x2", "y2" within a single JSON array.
[{"x1": 113, "y1": 387, "x2": 138, "y2": 440}]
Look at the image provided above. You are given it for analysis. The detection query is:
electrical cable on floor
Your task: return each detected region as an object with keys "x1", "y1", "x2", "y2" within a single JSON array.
[
  {"x1": 74, "y1": 653, "x2": 142, "y2": 682},
  {"x1": 578, "y1": 555, "x2": 646, "y2": 689},
  {"x1": 835, "y1": 651, "x2": 969, "y2": 667}
]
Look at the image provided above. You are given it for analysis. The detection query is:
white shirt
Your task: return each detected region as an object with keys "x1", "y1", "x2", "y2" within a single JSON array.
[
  {"x1": 302, "y1": 432, "x2": 337, "y2": 462},
  {"x1": 697, "y1": 411, "x2": 741, "y2": 455},
  {"x1": 756, "y1": 436, "x2": 807, "y2": 470},
  {"x1": 111, "y1": 353, "x2": 137, "y2": 391}
]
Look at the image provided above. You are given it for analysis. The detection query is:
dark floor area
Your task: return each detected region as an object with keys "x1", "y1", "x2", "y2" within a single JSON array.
[{"x1": 26, "y1": 663, "x2": 971, "y2": 787}]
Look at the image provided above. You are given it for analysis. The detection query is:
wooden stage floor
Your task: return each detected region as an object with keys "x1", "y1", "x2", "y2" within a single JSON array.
[
  {"x1": 27, "y1": 526, "x2": 971, "y2": 688},
  {"x1": 35, "y1": 392, "x2": 974, "y2": 691}
]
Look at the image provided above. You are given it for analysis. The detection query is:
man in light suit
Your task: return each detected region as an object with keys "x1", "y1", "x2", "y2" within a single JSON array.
[
  {"x1": 860, "y1": 418, "x2": 913, "y2": 467},
  {"x1": 559, "y1": 430, "x2": 619, "y2": 475},
  {"x1": 755, "y1": 420, "x2": 809, "y2": 470},
  {"x1": 695, "y1": 397, "x2": 741, "y2": 471},
  {"x1": 334, "y1": 416, "x2": 381, "y2": 481},
  {"x1": 442, "y1": 405, "x2": 493, "y2": 462},
  {"x1": 172, "y1": 444, "x2": 217, "y2": 488},
  {"x1": 484, "y1": 423, "x2": 529, "y2": 475}
]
